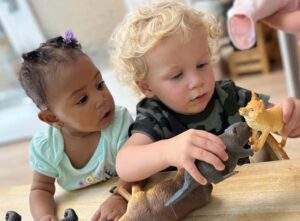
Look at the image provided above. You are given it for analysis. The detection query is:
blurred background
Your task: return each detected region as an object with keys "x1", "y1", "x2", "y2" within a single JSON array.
[{"x1": 0, "y1": 0, "x2": 300, "y2": 186}]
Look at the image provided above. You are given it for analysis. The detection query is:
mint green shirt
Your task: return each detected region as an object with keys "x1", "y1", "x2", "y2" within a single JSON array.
[{"x1": 30, "y1": 106, "x2": 133, "y2": 190}]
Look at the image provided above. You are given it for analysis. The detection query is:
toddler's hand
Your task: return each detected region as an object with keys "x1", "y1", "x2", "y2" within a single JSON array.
[
  {"x1": 91, "y1": 194, "x2": 127, "y2": 221},
  {"x1": 39, "y1": 214, "x2": 58, "y2": 221},
  {"x1": 279, "y1": 97, "x2": 300, "y2": 137},
  {"x1": 164, "y1": 129, "x2": 228, "y2": 185}
]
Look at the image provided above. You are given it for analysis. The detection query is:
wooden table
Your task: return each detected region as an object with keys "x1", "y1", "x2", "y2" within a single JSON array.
[{"x1": 1, "y1": 160, "x2": 300, "y2": 221}]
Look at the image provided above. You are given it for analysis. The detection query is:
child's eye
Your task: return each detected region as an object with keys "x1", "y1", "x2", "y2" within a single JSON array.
[
  {"x1": 77, "y1": 96, "x2": 88, "y2": 105},
  {"x1": 196, "y1": 63, "x2": 207, "y2": 69},
  {"x1": 96, "y1": 80, "x2": 105, "y2": 90},
  {"x1": 171, "y1": 72, "x2": 183, "y2": 80}
]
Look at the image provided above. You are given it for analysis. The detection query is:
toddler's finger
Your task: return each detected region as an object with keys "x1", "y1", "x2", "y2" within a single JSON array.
[
  {"x1": 90, "y1": 210, "x2": 101, "y2": 221},
  {"x1": 98, "y1": 215, "x2": 108, "y2": 221},
  {"x1": 192, "y1": 136, "x2": 228, "y2": 161},
  {"x1": 107, "y1": 211, "x2": 119, "y2": 220},
  {"x1": 192, "y1": 148, "x2": 225, "y2": 171},
  {"x1": 196, "y1": 130, "x2": 226, "y2": 149},
  {"x1": 114, "y1": 215, "x2": 122, "y2": 221},
  {"x1": 185, "y1": 162, "x2": 207, "y2": 185}
]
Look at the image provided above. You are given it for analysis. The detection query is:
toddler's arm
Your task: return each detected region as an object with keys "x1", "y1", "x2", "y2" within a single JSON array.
[
  {"x1": 116, "y1": 129, "x2": 228, "y2": 185},
  {"x1": 279, "y1": 97, "x2": 300, "y2": 138},
  {"x1": 29, "y1": 171, "x2": 57, "y2": 221},
  {"x1": 227, "y1": 0, "x2": 298, "y2": 49}
]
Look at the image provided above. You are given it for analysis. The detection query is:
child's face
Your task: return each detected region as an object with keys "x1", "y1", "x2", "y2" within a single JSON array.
[
  {"x1": 140, "y1": 26, "x2": 215, "y2": 115},
  {"x1": 45, "y1": 55, "x2": 115, "y2": 134}
]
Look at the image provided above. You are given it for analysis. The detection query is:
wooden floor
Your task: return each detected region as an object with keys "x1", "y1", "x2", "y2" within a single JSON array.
[{"x1": 0, "y1": 69, "x2": 300, "y2": 188}]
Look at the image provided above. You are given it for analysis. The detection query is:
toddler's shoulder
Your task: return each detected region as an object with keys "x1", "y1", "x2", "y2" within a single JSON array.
[
  {"x1": 136, "y1": 98, "x2": 166, "y2": 117},
  {"x1": 215, "y1": 79, "x2": 240, "y2": 98},
  {"x1": 215, "y1": 79, "x2": 236, "y2": 89},
  {"x1": 102, "y1": 106, "x2": 133, "y2": 142},
  {"x1": 30, "y1": 126, "x2": 64, "y2": 165},
  {"x1": 112, "y1": 106, "x2": 133, "y2": 129}
]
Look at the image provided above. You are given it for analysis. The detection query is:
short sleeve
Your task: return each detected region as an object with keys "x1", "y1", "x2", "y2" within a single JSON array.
[
  {"x1": 235, "y1": 85, "x2": 270, "y2": 107},
  {"x1": 106, "y1": 106, "x2": 133, "y2": 151},
  {"x1": 30, "y1": 127, "x2": 64, "y2": 178},
  {"x1": 116, "y1": 106, "x2": 133, "y2": 150},
  {"x1": 216, "y1": 80, "x2": 270, "y2": 108},
  {"x1": 129, "y1": 99, "x2": 167, "y2": 141}
]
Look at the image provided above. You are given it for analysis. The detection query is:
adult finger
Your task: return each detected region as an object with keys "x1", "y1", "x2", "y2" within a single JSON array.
[
  {"x1": 281, "y1": 97, "x2": 295, "y2": 124},
  {"x1": 288, "y1": 127, "x2": 300, "y2": 138}
]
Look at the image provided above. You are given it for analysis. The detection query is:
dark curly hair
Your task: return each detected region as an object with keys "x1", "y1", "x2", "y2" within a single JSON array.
[{"x1": 17, "y1": 36, "x2": 85, "y2": 110}]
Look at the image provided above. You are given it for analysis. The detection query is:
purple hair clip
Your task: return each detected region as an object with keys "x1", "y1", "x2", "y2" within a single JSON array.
[{"x1": 64, "y1": 29, "x2": 78, "y2": 44}]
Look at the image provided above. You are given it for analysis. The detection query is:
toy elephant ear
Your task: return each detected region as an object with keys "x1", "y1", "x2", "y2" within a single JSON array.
[{"x1": 251, "y1": 91, "x2": 259, "y2": 101}]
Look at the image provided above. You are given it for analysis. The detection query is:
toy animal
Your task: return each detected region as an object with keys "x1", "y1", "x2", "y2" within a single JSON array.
[
  {"x1": 112, "y1": 167, "x2": 212, "y2": 221},
  {"x1": 112, "y1": 122, "x2": 252, "y2": 220},
  {"x1": 5, "y1": 208, "x2": 78, "y2": 221},
  {"x1": 165, "y1": 122, "x2": 253, "y2": 207},
  {"x1": 5, "y1": 211, "x2": 21, "y2": 221},
  {"x1": 239, "y1": 92, "x2": 287, "y2": 152}
]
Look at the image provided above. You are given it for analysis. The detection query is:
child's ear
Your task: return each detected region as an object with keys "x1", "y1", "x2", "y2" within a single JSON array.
[
  {"x1": 38, "y1": 109, "x2": 64, "y2": 129},
  {"x1": 136, "y1": 80, "x2": 155, "y2": 98}
]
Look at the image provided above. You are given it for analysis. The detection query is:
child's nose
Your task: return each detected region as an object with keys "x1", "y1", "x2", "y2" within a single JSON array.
[
  {"x1": 95, "y1": 98, "x2": 104, "y2": 109},
  {"x1": 95, "y1": 102, "x2": 102, "y2": 109},
  {"x1": 188, "y1": 73, "x2": 203, "y2": 89}
]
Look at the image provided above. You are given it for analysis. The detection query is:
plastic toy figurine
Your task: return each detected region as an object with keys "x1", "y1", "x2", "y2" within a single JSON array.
[
  {"x1": 111, "y1": 122, "x2": 252, "y2": 220},
  {"x1": 5, "y1": 209, "x2": 78, "y2": 221},
  {"x1": 61, "y1": 209, "x2": 78, "y2": 221},
  {"x1": 239, "y1": 92, "x2": 287, "y2": 152},
  {"x1": 111, "y1": 169, "x2": 212, "y2": 221},
  {"x1": 165, "y1": 122, "x2": 253, "y2": 207},
  {"x1": 5, "y1": 211, "x2": 21, "y2": 221}
]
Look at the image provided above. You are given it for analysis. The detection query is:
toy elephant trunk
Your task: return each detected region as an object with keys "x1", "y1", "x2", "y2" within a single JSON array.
[{"x1": 165, "y1": 122, "x2": 253, "y2": 207}]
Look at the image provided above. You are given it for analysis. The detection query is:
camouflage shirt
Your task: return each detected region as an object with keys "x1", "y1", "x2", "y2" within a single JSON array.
[{"x1": 130, "y1": 80, "x2": 270, "y2": 164}]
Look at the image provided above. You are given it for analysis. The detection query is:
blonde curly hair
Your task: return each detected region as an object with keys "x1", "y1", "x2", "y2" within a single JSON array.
[{"x1": 110, "y1": 0, "x2": 220, "y2": 95}]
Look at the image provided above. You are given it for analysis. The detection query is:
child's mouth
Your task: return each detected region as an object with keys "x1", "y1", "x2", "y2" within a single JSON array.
[
  {"x1": 192, "y1": 93, "x2": 206, "y2": 102},
  {"x1": 102, "y1": 111, "x2": 111, "y2": 120}
]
